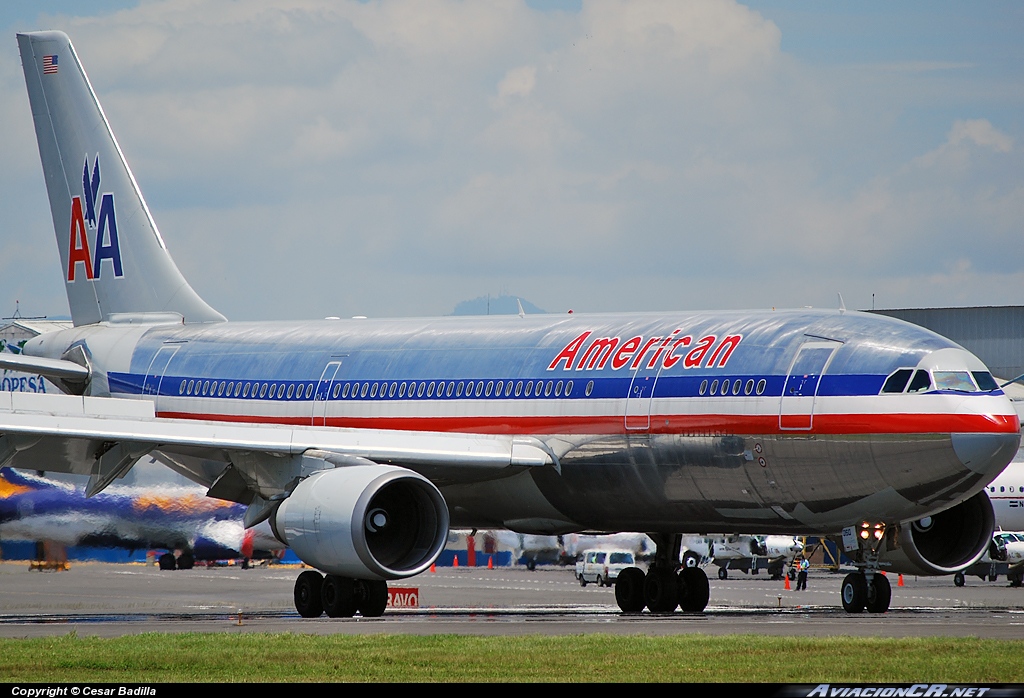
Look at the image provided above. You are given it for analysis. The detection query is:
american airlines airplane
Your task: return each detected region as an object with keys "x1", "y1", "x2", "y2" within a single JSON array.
[{"x1": 3, "y1": 31, "x2": 1019, "y2": 617}]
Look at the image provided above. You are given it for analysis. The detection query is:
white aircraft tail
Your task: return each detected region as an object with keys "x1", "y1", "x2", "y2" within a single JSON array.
[{"x1": 17, "y1": 31, "x2": 224, "y2": 326}]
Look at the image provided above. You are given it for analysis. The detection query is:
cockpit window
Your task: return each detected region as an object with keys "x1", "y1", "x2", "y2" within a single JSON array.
[
  {"x1": 881, "y1": 369, "x2": 913, "y2": 394},
  {"x1": 971, "y1": 371, "x2": 999, "y2": 392},
  {"x1": 933, "y1": 371, "x2": 977, "y2": 392},
  {"x1": 907, "y1": 370, "x2": 932, "y2": 393}
]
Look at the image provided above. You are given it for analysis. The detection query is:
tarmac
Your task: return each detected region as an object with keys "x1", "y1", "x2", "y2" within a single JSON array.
[{"x1": 0, "y1": 560, "x2": 1022, "y2": 639}]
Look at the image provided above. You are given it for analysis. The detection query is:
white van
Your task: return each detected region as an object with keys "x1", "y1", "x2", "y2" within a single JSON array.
[{"x1": 575, "y1": 550, "x2": 635, "y2": 587}]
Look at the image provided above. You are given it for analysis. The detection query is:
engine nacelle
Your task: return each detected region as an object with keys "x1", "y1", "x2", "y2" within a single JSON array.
[
  {"x1": 271, "y1": 465, "x2": 449, "y2": 580},
  {"x1": 865, "y1": 492, "x2": 995, "y2": 576}
]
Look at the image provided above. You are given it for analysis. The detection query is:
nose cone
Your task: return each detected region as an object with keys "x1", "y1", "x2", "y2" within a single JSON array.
[{"x1": 951, "y1": 431, "x2": 1021, "y2": 477}]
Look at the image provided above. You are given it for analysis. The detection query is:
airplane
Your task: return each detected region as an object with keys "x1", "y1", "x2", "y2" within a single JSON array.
[
  {"x1": 2, "y1": 30, "x2": 1019, "y2": 618},
  {"x1": 680, "y1": 535, "x2": 803, "y2": 580},
  {"x1": 984, "y1": 449, "x2": 1024, "y2": 532},
  {"x1": 0, "y1": 465, "x2": 283, "y2": 569}
]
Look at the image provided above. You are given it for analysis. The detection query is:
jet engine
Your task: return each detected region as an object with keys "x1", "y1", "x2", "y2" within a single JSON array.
[
  {"x1": 867, "y1": 492, "x2": 995, "y2": 576},
  {"x1": 271, "y1": 464, "x2": 449, "y2": 580}
]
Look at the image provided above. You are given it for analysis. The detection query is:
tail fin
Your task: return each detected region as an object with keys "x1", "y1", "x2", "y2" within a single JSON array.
[{"x1": 17, "y1": 31, "x2": 225, "y2": 326}]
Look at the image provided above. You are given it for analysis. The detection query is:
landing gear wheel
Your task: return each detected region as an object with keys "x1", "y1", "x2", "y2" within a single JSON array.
[
  {"x1": 988, "y1": 574, "x2": 998, "y2": 583},
  {"x1": 678, "y1": 566, "x2": 710, "y2": 613},
  {"x1": 865, "y1": 574, "x2": 891, "y2": 613},
  {"x1": 841, "y1": 573, "x2": 867, "y2": 613},
  {"x1": 1009, "y1": 571, "x2": 1023, "y2": 588},
  {"x1": 294, "y1": 570, "x2": 324, "y2": 618},
  {"x1": 321, "y1": 575, "x2": 357, "y2": 618},
  {"x1": 158, "y1": 553, "x2": 176, "y2": 571},
  {"x1": 682, "y1": 550, "x2": 700, "y2": 568},
  {"x1": 644, "y1": 568, "x2": 679, "y2": 613},
  {"x1": 788, "y1": 568, "x2": 796, "y2": 581},
  {"x1": 614, "y1": 567, "x2": 646, "y2": 613},
  {"x1": 953, "y1": 571, "x2": 965, "y2": 587},
  {"x1": 357, "y1": 580, "x2": 389, "y2": 617},
  {"x1": 176, "y1": 552, "x2": 194, "y2": 570},
  {"x1": 718, "y1": 566, "x2": 728, "y2": 580}
]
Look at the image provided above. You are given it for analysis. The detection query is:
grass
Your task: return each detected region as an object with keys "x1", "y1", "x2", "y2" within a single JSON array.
[{"x1": 1, "y1": 633, "x2": 1023, "y2": 682}]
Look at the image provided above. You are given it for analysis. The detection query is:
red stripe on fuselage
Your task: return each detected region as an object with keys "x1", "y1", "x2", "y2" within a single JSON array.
[{"x1": 155, "y1": 410, "x2": 1020, "y2": 436}]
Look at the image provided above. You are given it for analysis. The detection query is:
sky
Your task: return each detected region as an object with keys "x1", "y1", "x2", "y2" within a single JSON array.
[{"x1": 1, "y1": 1, "x2": 1022, "y2": 321}]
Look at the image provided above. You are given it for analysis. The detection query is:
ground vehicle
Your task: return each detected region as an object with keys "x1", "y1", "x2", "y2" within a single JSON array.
[{"x1": 576, "y1": 550, "x2": 635, "y2": 587}]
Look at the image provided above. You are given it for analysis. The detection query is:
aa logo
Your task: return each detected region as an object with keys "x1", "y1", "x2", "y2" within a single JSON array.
[{"x1": 67, "y1": 154, "x2": 123, "y2": 281}]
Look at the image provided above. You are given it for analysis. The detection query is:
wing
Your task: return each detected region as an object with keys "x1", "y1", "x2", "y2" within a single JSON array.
[{"x1": 0, "y1": 391, "x2": 553, "y2": 501}]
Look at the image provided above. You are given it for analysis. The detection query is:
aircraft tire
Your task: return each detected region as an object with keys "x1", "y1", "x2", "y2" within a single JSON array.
[
  {"x1": 988, "y1": 574, "x2": 998, "y2": 583},
  {"x1": 865, "y1": 574, "x2": 891, "y2": 613},
  {"x1": 682, "y1": 551, "x2": 700, "y2": 568},
  {"x1": 294, "y1": 571, "x2": 324, "y2": 618},
  {"x1": 841, "y1": 573, "x2": 867, "y2": 613},
  {"x1": 678, "y1": 567, "x2": 710, "y2": 613},
  {"x1": 614, "y1": 567, "x2": 646, "y2": 613},
  {"x1": 1009, "y1": 571, "x2": 1023, "y2": 588},
  {"x1": 322, "y1": 575, "x2": 358, "y2": 618},
  {"x1": 953, "y1": 572, "x2": 965, "y2": 587},
  {"x1": 158, "y1": 553, "x2": 176, "y2": 571},
  {"x1": 718, "y1": 566, "x2": 728, "y2": 580},
  {"x1": 176, "y1": 552, "x2": 194, "y2": 570},
  {"x1": 357, "y1": 579, "x2": 389, "y2": 617},
  {"x1": 644, "y1": 568, "x2": 679, "y2": 613}
]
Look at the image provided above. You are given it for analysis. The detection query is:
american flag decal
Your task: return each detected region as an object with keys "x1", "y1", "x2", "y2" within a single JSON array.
[{"x1": 43, "y1": 55, "x2": 58, "y2": 75}]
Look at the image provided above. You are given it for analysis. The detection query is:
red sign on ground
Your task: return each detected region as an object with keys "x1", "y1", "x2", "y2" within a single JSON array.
[{"x1": 387, "y1": 587, "x2": 419, "y2": 608}]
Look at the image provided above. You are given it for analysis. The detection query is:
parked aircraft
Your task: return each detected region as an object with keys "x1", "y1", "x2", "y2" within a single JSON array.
[
  {"x1": 0, "y1": 466, "x2": 282, "y2": 568},
  {"x1": 985, "y1": 451, "x2": 1024, "y2": 531},
  {"x1": 3, "y1": 31, "x2": 1019, "y2": 617},
  {"x1": 681, "y1": 535, "x2": 803, "y2": 580}
]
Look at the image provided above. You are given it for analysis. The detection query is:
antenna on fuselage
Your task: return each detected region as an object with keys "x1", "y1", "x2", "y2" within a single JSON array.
[
  {"x1": 837, "y1": 293, "x2": 846, "y2": 315},
  {"x1": 517, "y1": 299, "x2": 526, "y2": 318}
]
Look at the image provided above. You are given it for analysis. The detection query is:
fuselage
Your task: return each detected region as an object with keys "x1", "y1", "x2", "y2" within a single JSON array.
[{"x1": 26, "y1": 307, "x2": 1020, "y2": 535}]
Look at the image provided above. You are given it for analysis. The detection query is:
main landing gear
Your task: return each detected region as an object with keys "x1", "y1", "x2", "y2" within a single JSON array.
[
  {"x1": 614, "y1": 534, "x2": 710, "y2": 614},
  {"x1": 293, "y1": 570, "x2": 389, "y2": 618}
]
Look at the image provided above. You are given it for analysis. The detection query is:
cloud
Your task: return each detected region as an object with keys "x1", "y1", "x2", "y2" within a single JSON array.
[{"x1": 0, "y1": 0, "x2": 1021, "y2": 321}]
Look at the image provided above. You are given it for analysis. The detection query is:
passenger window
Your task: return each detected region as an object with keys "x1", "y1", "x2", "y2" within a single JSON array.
[
  {"x1": 259, "y1": 383, "x2": 268, "y2": 398},
  {"x1": 389, "y1": 382, "x2": 397, "y2": 398},
  {"x1": 370, "y1": 383, "x2": 378, "y2": 398},
  {"x1": 710, "y1": 380, "x2": 719, "y2": 394},
  {"x1": 524, "y1": 381, "x2": 533, "y2": 397},
  {"x1": 515, "y1": 381, "x2": 523, "y2": 397},
  {"x1": 907, "y1": 370, "x2": 931, "y2": 393},
  {"x1": 756, "y1": 379, "x2": 766, "y2": 395},
  {"x1": 360, "y1": 383, "x2": 369, "y2": 398},
  {"x1": 289, "y1": 384, "x2": 296, "y2": 399},
  {"x1": 699, "y1": 380, "x2": 707, "y2": 395},
  {"x1": 306, "y1": 384, "x2": 313, "y2": 399},
  {"x1": 456, "y1": 382, "x2": 464, "y2": 397},
  {"x1": 744, "y1": 379, "x2": 754, "y2": 395},
  {"x1": 545, "y1": 381, "x2": 553, "y2": 397},
  {"x1": 881, "y1": 369, "x2": 912, "y2": 394},
  {"x1": 566, "y1": 380, "x2": 573, "y2": 395},
  {"x1": 585, "y1": 380, "x2": 593, "y2": 397},
  {"x1": 732, "y1": 380, "x2": 742, "y2": 395}
]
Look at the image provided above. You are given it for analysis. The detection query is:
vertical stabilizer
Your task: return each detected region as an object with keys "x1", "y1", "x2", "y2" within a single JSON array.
[{"x1": 18, "y1": 31, "x2": 225, "y2": 326}]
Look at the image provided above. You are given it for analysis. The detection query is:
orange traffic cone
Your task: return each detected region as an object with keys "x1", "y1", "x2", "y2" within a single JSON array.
[
  {"x1": 785, "y1": 573, "x2": 791, "y2": 590},
  {"x1": 898, "y1": 574, "x2": 904, "y2": 587},
  {"x1": 430, "y1": 563, "x2": 436, "y2": 573},
  {"x1": 453, "y1": 555, "x2": 459, "y2": 568},
  {"x1": 487, "y1": 556, "x2": 493, "y2": 570}
]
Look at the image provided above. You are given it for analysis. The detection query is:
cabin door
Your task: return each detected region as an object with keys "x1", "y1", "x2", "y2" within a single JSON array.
[
  {"x1": 142, "y1": 345, "x2": 180, "y2": 398},
  {"x1": 312, "y1": 360, "x2": 342, "y2": 427},
  {"x1": 625, "y1": 361, "x2": 664, "y2": 431},
  {"x1": 779, "y1": 340, "x2": 840, "y2": 431}
]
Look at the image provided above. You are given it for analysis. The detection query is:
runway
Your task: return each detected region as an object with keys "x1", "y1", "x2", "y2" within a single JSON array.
[{"x1": 1, "y1": 561, "x2": 1022, "y2": 639}]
